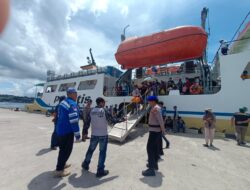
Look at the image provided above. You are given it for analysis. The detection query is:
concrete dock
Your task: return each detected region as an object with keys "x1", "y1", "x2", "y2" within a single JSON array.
[{"x1": 0, "y1": 108, "x2": 250, "y2": 190}]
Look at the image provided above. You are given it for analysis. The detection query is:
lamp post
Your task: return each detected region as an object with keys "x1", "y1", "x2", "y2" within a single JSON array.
[{"x1": 121, "y1": 24, "x2": 130, "y2": 41}]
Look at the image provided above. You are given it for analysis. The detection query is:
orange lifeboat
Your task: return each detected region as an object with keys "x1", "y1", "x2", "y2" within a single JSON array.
[
  {"x1": 115, "y1": 26, "x2": 207, "y2": 69},
  {"x1": 0, "y1": 0, "x2": 9, "y2": 34}
]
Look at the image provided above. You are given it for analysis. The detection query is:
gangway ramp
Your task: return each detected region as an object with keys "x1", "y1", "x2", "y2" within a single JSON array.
[{"x1": 108, "y1": 107, "x2": 149, "y2": 142}]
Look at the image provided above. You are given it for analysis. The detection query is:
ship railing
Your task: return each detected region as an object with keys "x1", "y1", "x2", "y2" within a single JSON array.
[
  {"x1": 104, "y1": 88, "x2": 130, "y2": 97},
  {"x1": 132, "y1": 68, "x2": 202, "y2": 80},
  {"x1": 46, "y1": 66, "x2": 112, "y2": 82}
]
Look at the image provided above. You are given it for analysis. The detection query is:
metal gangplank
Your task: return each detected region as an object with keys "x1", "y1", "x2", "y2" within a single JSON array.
[{"x1": 108, "y1": 105, "x2": 149, "y2": 142}]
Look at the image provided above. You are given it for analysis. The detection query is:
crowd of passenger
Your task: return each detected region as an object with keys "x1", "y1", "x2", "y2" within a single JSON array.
[{"x1": 104, "y1": 77, "x2": 204, "y2": 97}]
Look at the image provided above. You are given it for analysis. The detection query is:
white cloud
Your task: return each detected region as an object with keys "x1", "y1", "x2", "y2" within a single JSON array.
[
  {"x1": 91, "y1": 0, "x2": 109, "y2": 15},
  {"x1": 0, "y1": 76, "x2": 42, "y2": 97},
  {"x1": 0, "y1": 0, "x2": 201, "y2": 97}
]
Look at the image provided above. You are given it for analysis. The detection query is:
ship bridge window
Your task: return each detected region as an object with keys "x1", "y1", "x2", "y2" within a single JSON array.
[
  {"x1": 241, "y1": 62, "x2": 250, "y2": 80},
  {"x1": 59, "y1": 82, "x2": 76, "y2": 92},
  {"x1": 78, "y1": 80, "x2": 97, "y2": 90},
  {"x1": 45, "y1": 85, "x2": 57, "y2": 93}
]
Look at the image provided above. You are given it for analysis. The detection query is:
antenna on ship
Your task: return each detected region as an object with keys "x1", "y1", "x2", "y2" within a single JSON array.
[
  {"x1": 86, "y1": 48, "x2": 96, "y2": 66},
  {"x1": 121, "y1": 25, "x2": 130, "y2": 41}
]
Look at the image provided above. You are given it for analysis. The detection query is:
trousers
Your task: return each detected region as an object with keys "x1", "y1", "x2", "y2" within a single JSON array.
[
  {"x1": 56, "y1": 133, "x2": 74, "y2": 171},
  {"x1": 147, "y1": 131, "x2": 161, "y2": 169},
  {"x1": 204, "y1": 127, "x2": 215, "y2": 144},
  {"x1": 235, "y1": 126, "x2": 248, "y2": 143}
]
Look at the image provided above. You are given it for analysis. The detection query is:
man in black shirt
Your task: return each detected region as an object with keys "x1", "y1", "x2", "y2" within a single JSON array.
[{"x1": 231, "y1": 107, "x2": 249, "y2": 145}]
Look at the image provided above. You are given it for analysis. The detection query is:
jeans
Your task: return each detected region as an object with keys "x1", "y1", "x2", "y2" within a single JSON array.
[
  {"x1": 147, "y1": 131, "x2": 161, "y2": 169},
  {"x1": 56, "y1": 133, "x2": 74, "y2": 171},
  {"x1": 50, "y1": 125, "x2": 58, "y2": 148},
  {"x1": 83, "y1": 135, "x2": 108, "y2": 172}
]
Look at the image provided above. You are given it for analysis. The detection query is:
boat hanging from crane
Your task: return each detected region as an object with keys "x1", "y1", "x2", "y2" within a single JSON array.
[{"x1": 115, "y1": 26, "x2": 208, "y2": 69}]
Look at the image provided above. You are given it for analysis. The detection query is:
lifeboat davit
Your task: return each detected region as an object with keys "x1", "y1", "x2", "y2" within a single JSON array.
[{"x1": 115, "y1": 26, "x2": 207, "y2": 69}]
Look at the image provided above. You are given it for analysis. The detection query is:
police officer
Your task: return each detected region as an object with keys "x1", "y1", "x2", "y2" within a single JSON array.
[
  {"x1": 54, "y1": 88, "x2": 81, "y2": 177},
  {"x1": 142, "y1": 96, "x2": 165, "y2": 177},
  {"x1": 82, "y1": 97, "x2": 124, "y2": 178}
]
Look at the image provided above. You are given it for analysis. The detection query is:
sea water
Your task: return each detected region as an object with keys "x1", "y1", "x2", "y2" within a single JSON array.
[{"x1": 0, "y1": 102, "x2": 26, "y2": 110}]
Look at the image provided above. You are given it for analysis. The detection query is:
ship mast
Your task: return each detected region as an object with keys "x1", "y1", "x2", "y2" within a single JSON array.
[
  {"x1": 201, "y1": 7, "x2": 209, "y2": 63},
  {"x1": 89, "y1": 48, "x2": 96, "y2": 66}
]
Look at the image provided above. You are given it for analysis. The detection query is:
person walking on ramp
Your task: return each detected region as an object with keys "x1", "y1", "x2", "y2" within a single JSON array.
[
  {"x1": 142, "y1": 96, "x2": 165, "y2": 177},
  {"x1": 54, "y1": 88, "x2": 81, "y2": 177},
  {"x1": 82, "y1": 97, "x2": 124, "y2": 178}
]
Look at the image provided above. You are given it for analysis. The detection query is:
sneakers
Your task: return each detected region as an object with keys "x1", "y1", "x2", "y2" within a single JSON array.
[
  {"x1": 54, "y1": 170, "x2": 71, "y2": 178},
  {"x1": 64, "y1": 163, "x2": 71, "y2": 169},
  {"x1": 203, "y1": 144, "x2": 209, "y2": 147},
  {"x1": 81, "y1": 163, "x2": 89, "y2": 171},
  {"x1": 96, "y1": 170, "x2": 109, "y2": 178},
  {"x1": 142, "y1": 169, "x2": 156, "y2": 176},
  {"x1": 146, "y1": 163, "x2": 158, "y2": 170}
]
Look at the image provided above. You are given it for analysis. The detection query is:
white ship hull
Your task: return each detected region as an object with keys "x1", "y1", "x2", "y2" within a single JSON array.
[{"x1": 39, "y1": 50, "x2": 250, "y2": 137}]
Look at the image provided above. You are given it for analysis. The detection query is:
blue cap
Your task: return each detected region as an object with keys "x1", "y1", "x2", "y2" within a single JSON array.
[
  {"x1": 67, "y1": 88, "x2": 77, "y2": 94},
  {"x1": 147, "y1": 96, "x2": 158, "y2": 102}
]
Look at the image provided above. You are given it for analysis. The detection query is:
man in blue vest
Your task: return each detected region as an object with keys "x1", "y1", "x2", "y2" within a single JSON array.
[{"x1": 54, "y1": 88, "x2": 81, "y2": 177}]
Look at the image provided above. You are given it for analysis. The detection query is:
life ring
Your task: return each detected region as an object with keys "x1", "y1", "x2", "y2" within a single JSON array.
[{"x1": 190, "y1": 84, "x2": 202, "y2": 94}]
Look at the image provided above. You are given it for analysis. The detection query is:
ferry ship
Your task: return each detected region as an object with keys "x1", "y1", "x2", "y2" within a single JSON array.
[{"x1": 26, "y1": 9, "x2": 250, "y2": 141}]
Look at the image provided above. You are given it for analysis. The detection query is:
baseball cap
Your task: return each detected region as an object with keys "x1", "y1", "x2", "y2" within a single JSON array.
[
  {"x1": 147, "y1": 96, "x2": 158, "y2": 102},
  {"x1": 67, "y1": 88, "x2": 77, "y2": 94}
]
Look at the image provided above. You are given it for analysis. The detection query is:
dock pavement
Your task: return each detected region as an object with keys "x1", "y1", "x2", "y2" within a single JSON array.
[{"x1": 0, "y1": 108, "x2": 250, "y2": 190}]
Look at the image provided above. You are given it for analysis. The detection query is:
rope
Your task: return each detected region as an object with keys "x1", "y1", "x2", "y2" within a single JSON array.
[{"x1": 230, "y1": 11, "x2": 250, "y2": 44}]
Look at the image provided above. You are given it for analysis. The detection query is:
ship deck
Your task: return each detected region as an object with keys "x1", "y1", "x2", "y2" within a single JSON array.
[{"x1": 0, "y1": 108, "x2": 250, "y2": 190}]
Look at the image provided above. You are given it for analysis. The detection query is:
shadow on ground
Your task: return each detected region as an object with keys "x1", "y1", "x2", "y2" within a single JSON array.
[
  {"x1": 68, "y1": 171, "x2": 118, "y2": 188},
  {"x1": 27, "y1": 171, "x2": 66, "y2": 190},
  {"x1": 240, "y1": 144, "x2": 250, "y2": 148},
  {"x1": 207, "y1": 145, "x2": 221, "y2": 151},
  {"x1": 139, "y1": 171, "x2": 164, "y2": 188},
  {"x1": 36, "y1": 148, "x2": 52, "y2": 156}
]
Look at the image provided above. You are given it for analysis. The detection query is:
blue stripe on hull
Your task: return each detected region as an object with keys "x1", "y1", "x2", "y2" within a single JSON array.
[{"x1": 166, "y1": 110, "x2": 234, "y2": 117}]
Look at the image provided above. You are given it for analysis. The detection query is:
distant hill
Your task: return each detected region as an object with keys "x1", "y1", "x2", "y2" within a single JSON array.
[{"x1": 0, "y1": 95, "x2": 34, "y2": 103}]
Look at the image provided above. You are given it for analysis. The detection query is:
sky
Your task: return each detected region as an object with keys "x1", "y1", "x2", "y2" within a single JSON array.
[{"x1": 0, "y1": 0, "x2": 249, "y2": 97}]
